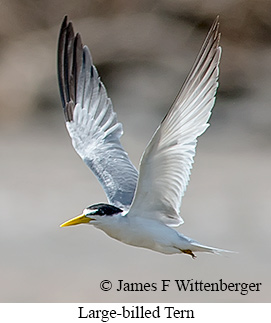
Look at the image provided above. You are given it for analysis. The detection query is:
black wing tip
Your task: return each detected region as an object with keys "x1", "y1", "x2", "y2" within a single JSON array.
[
  {"x1": 57, "y1": 16, "x2": 70, "y2": 110},
  {"x1": 75, "y1": 31, "x2": 82, "y2": 43},
  {"x1": 60, "y1": 15, "x2": 75, "y2": 33},
  {"x1": 66, "y1": 21, "x2": 75, "y2": 38},
  {"x1": 58, "y1": 16, "x2": 84, "y2": 122},
  {"x1": 61, "y1": 15, "x2": 68, "y2": 29},
  {"x1": 58, "y1": 15, "x2": 68, "y2": 38},
  {"x1": 74, "y1": 32, "x2": 83, "y2": 56}
]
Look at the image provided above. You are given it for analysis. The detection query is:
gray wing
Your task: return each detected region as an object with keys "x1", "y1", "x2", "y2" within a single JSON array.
[
  {"x1": 129, "y1": 17, "x2": 221, "y2": 226},
  {"x1": 57, "y1": 16, "x2": 138, "y2": 209}
]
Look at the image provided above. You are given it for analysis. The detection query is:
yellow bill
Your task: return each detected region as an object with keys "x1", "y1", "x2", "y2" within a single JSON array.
[{"x1": 60, "y1": 214, "x2": 92, "y2": 227}]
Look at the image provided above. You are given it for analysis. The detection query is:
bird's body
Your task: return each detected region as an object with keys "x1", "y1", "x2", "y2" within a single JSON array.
[
  {"x1": 97, "y1": 211, "x2": 184, "y2": 254},
  {"x1": 58, "y1": 16, "x2": 228, "y2": 258},
  {"x1": 71, "y1": 204, "x2": 218, "y2": 257},
  {"x1": 103, "y1": 216, "x2": 192, "y2": 255},
  {"x1": 96, "y1": 212, "x2": 179, "y2": 254}
]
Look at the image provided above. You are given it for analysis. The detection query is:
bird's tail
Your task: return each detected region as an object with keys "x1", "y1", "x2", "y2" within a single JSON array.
[{"x1": 190, "y1": 241, "x2": 234, "y2": 256}]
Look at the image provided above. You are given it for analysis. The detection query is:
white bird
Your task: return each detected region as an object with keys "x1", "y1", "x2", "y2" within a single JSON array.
[{"x1": 58, "y1": 16, "x2": 226, "y2": 258}]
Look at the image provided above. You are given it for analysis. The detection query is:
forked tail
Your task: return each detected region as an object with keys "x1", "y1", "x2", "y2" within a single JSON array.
[{"x1": 190, "y1": 241, "x2": 234, "y2": 256}]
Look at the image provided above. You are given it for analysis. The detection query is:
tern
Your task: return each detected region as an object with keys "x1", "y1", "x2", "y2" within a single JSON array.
[{"x1": 58, "y1": 16, "x2": 226, "y2": 258}]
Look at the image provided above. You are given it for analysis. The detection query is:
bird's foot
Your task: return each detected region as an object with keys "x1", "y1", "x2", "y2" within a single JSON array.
[{"x1": 181, "y1": 249, "x2": 196, "y2": 259}]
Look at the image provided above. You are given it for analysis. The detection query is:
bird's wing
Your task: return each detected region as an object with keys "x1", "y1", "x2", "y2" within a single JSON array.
[
  {"x1": 128, "y1": 17, "x2": 221, "y2": 226},
  {"x1": 57, "y1": 16, "x2": 138, "y2": 209}
]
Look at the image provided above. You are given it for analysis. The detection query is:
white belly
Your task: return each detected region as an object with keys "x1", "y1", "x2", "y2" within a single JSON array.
[{"x1": 95, "y1": 215, "x2": 187, "y2": 254}]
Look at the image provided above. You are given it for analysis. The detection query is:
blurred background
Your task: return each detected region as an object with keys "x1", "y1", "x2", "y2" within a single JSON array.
[{"x1": 0, "y1": 0, "x2": 271, "y2": 302}]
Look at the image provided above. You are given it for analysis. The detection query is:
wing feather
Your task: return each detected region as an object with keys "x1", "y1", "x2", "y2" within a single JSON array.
[
  {"x1": 57, "y1": 16, "x2": 138, "y2": 208},
  {"x1": 129, "y1": 17, "x2": 221, "y2": 226}
]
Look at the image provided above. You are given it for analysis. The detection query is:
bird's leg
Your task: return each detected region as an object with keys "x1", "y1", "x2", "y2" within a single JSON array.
[{"x1": 181, "y1": 249, "x2": 196, "y2": 259}]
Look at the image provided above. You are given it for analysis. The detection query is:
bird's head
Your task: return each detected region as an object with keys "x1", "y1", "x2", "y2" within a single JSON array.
[{"x1": 60, "y1": 203, "x2": 123, "y2": 227}]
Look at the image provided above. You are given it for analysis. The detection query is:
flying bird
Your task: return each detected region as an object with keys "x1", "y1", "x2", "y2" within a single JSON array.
[{"x1": 58, "y1": 16, "x2": 226, "y2": 258}]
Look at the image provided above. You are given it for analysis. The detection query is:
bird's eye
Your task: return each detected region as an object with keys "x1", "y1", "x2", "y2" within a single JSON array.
[{"x1": 97, "y1": 209, "x2": 105, "y2": 215}]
